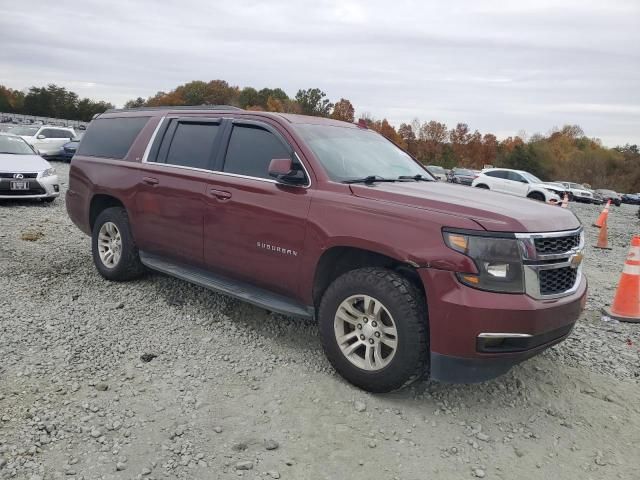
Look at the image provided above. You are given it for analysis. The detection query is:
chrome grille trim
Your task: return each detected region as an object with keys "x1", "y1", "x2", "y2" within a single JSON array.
[{"x1": 515, "y1": 227, "x2": 584, "y2": 300}]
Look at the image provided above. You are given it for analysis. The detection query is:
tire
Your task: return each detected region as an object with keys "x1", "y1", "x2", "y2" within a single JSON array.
[
  {"x1": 91, "y1": 206, "x2": 145, "y2": 281},
  {"x1": 527, "y1": 191, "x2": 545, "y2": 202},
  {"x1": 318, "y1": 267, "x2": 428, "y2": 393},
  {"x1": 475, "y1": 184, "x2": 489, "y2": 189}
]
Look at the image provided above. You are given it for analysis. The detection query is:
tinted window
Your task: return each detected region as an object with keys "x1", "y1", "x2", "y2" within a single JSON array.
[
  {"x1": 165, "y1": 122, "x2": 220, "y2": 169},
  {"x1": 485, "y1": 170, "x2": 507, "y2": 179},
  {"x1": 507, "y1": 171, "x2": 525, "y2": 182},
  {"x1": 40, "y1": 128, "x2": 71, "y2": 138},
  {"x1": 223, "y1": 125, "x2": 290, "y2": 179},
  {"x1": 77, "y1": 117, "x2": 149, "y2": 159}
]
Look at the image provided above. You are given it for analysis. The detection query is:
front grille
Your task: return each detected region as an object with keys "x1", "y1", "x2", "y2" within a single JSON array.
[
  {"x1": 539, "y1": 267, "x2": 578, "y2": 295},
  {"x1": 534, "y1": 234, "x2": 580, "y2": 255},
  {"x1": 0, "y1": 172, "x2": 38, "y2": 179}
]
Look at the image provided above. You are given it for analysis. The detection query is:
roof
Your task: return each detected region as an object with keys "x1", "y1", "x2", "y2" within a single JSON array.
[{"x1": 99, "y1": 106, "x2": 356, "y2": 128}]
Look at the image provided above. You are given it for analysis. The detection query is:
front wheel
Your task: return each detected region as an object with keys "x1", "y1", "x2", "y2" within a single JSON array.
[
  {"x1": 475, "y1": 184, "x2": 489, "y2": 189},
  {"x1": 527, "y1": 191, "x2": 545, "y2": 202},
  {"x1": 318, "y1": 268, "x2": 428, "y2": 392}
]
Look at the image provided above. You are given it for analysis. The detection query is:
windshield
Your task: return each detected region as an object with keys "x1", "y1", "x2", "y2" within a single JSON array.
[
  {"x1": 521, "y1": 172, "x2": 543, "y2": 183},
  {"x1": 10, "y1": 126, "x2": 39, "y2": 136},
  {"x1": 454, "y1": 168, "x2": 473, "y2": 175},
  {"x1": 0, "y1": 135, "x2": 36, "y2": 155},
  {"x1": 294, "y1": 124, "x2": 429, "y2": 182},
  {"x1": 428, "y1": 165, "x2": 445, "y2": 174}
]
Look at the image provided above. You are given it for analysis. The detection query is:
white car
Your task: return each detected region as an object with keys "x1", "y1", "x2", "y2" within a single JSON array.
[
  {"x1": 0, "y1": 134, "x2": 60, "y2": 202},
  {"x1": 555, "y1": 181, "x2": 595, "y2": 203},
  {"x1": 9, "y1": 125, "x2": 76, "y2": 159},
  {"x1": 472, "y1": 168, "x2": 561, "y2": 204},
  {"x1": 426, "y1": 165, "x2": 447, "y2": 181}
]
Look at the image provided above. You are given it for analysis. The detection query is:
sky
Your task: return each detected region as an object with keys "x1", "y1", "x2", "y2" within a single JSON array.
[{"x1": 1, "y1": 0, "x2": 639, "y2": 146}]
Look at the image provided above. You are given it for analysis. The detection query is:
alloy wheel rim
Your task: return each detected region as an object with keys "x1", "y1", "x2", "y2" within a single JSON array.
[
  {"x1": 334, "y1": 294, "x2": 398, "y2": 371},
  {"x1": 98, "y1": 222, "x2": 122, "y2": 268}
]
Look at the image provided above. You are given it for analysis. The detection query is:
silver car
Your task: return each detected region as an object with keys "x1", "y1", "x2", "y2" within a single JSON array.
[{"x1": 0, "y1": 134, "x2": 60, "y2": 202}]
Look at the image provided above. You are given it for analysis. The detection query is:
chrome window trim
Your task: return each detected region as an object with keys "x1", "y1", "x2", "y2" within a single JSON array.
[
  {"x1": 141, "y1": 117, "x2": 165, "y2": 163},
  {"x1": 514, "y1": 227, "x2": 585, "y2": 300},
  {"x1": 141, "y1": 116, "x2": 312, "y2": 188}
]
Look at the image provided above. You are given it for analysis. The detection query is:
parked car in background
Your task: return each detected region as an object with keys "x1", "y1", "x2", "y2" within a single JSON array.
[
  {"x1": 60, "y1": 139, "x2": 81, "y2": 162},
  {"x1": 472, "y1": 168, "x2": 562, "y2": 203},
  {"x1": 449, "y1": 168, "x2": 476, "y2": 185},
  {"x1": 426, "y1": 165, "x2": 447, "y2": 181},
  {"x1": 595, "y1": 189, "x2": 622, "y2": 206},
  {"x1": 0, "y1": 124, "x2": 16, "y2": 133},
  {"x1": 555, "y1": 181, "x2": 595, "y2": 203},
  {"x1": 11, "y1": 125, "x2": 76, "y2": 159},
  {"x1": 621, "y1": 193, "x2": 640, "y2": 205},
  {"x1": 589, "y1": 189, "x2": 604, "y2": 205},
  {"x1": 0, "y1": 133, "x2": 59, "y2": 202}
]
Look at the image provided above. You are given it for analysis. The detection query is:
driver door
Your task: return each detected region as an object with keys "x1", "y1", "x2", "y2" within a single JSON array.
[{"x1": 506, "y1": 171, "x2": 530, "y2": 196}]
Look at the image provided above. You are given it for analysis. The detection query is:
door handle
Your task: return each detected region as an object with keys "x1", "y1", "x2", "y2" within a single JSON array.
[
  {"x1": 209, "y1": 188, "x2": 232, "y2": 200},
  {"x1": 142, "y1": 176, "x2": 159, "y2": 186}
]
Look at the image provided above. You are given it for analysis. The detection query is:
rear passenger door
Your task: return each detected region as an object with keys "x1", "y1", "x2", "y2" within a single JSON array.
[
  {"x1": 134, "y1": 118, "x2": 223, "y2": 266},
  {"x1": 203, "y1": 119, "x2": 312, "y2": 299},
  {"x1": 484, "y1": 170, "x2": 508, "y2": 193}
]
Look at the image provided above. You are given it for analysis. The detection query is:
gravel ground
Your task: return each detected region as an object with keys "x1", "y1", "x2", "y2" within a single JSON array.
[{"x1": 1, "y1": 163, "x2": 639, "y2": 480}]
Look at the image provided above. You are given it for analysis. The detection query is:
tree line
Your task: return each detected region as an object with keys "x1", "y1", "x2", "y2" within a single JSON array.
[{"x1": 1, "y1": 81, "x2": 638, "y2": 192}]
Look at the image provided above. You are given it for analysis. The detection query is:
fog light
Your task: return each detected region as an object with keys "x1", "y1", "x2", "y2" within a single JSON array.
[
  {"x1": 485, "y1": 263, "x2": 509, "y2": 278},
  {"x1": 53, "y1": 185, "x2": 59, "y2": 192}
]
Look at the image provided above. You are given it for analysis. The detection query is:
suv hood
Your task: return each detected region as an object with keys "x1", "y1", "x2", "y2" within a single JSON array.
[
  {"x1": 0, "y1": 153, "x2": 49, "y2": 172},
  {"x1": 350, "y1": 182, "x2": 580, "y2": 232},
  {"x1": 539, "y1": 182, "x2": 565, "y2": 193}
]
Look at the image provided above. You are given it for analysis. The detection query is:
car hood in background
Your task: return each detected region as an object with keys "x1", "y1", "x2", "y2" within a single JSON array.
[
  {"x1": 0, "y1": 153, "x2": 49, "y2": 172},
  {"x1": 350, "y1": 181, "x2": 580, "y2": 233}
]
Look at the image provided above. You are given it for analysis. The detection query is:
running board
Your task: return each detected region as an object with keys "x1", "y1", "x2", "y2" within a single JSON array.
[{"x1": 139, "y1": 252, "x2": 315, "y2": 320}]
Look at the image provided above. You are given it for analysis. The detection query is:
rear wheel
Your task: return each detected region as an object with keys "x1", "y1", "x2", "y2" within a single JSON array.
[
  {"x1": 92, "y1": 207, "x2": 145, "y2": 281},
  {"x1": 475, "y1": 184, "x2": 489, "y2": 189},
  {"x1": 318, "y1": 267, "x2": 428, "y2": 393},
  {"x1": 527, "y1": 191, "x2": 545, "y2": 202}
]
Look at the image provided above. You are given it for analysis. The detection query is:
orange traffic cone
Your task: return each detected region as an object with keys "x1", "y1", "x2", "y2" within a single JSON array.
[
  {"x1": 593, "y1": 200, "x2": 611, "y2": 228},
  {"x1": 594, "y1": 217, "x2": 611, "y2": 249},
  {"x1": 561, "y1": 194, "x2": 569, "y2": 208},
  {"x1": 603, "y1": 235, "x2": 640, "y2": 322}
]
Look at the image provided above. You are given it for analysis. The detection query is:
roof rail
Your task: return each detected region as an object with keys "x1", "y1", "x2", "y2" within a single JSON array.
[{"x1": 104, "y1": 105, "x2": 243, "y2": 114}]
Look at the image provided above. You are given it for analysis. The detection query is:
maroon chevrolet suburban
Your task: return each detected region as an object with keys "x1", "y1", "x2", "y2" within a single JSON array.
[{"x1": 66, "y1": 106, "x2": 587, "y2": 392}]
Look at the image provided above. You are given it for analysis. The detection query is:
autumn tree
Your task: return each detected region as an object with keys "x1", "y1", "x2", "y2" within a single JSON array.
[
  {"x1": 331, "y1": 98, "x2": 355, "y2": 122},
  {"x1": 295, "y1": 88, "x2": 333, "y2": 116}
]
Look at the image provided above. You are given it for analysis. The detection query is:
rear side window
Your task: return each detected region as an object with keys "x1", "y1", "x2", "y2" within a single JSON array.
[
  {"x1": 223, "y1": 125, "x2": 290, "y2": 179},
  {"x1": 77, "y1": 117, "x2": 149, "y2": 159},
  {"x1": 164, "y1": 122, "x2": 220, "y2": 170},
  {"x1": 40, "y1": 128, "x2": 72, "y2": 139},
  {"x1": 485, "y1": 170, "x2": 507, "y2": 179}
]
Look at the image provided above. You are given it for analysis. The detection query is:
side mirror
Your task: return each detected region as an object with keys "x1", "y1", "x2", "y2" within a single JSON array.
[
  {"x1": 268, "y1": 158, "x2": 307, "y2": 186},
  {"x1": 36, "y1": 134, "x2": 46, "y2": 140}
]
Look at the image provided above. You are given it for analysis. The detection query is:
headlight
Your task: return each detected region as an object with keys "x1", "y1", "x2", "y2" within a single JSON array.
[
  {"x1": 41, "y1": 168, "x2": 56, "y2": 177},
  {"x1": 443, "y1": 231, "x2": 524, "y2": 293}
]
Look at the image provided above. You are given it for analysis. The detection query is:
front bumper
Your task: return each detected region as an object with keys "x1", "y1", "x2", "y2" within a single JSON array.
[
  {"x1": 0, "y1": 175, "x2": 60, "y2": 199},
  {"x1": 419, "y1": 268, "x2": 587, "y2": 383}
]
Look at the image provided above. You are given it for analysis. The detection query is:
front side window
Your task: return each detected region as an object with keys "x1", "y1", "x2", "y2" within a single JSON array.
[
  {"x1": 294, "y1": 124, "x2": 427, "y2": 182},
  {"x1": 507, "y1": 171, "x2": 526, "y2": 183},
  {"x1": 165, "y1": 122, "x2": 220, "y2": 170},
  {"x1": 223, "y1": 125, "x2": 291, "y2": 179},
  {"x1": 0, "y1": 135, "x2": 35, "y2": 155}
]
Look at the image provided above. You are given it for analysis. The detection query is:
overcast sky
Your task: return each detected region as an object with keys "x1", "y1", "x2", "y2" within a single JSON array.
[{"x1": 1, "y1": 0, "x2": 638, "y2": 146}]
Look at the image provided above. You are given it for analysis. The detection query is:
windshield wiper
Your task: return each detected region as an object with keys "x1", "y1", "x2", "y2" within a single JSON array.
[
  {"x1": 343, "y1": 175, "x2": 398, "y2": 185},
  {"x1": 397, "y1": 174, "x2": 432, "y2": 182}
]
